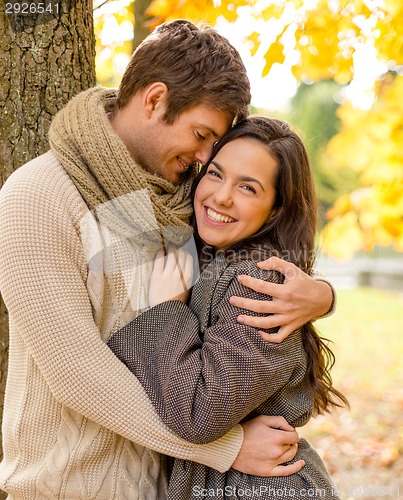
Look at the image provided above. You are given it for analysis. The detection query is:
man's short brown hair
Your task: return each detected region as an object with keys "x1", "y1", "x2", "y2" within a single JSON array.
[{"x1": 117, "y1": 19, "x2": 251, "y2": 124}]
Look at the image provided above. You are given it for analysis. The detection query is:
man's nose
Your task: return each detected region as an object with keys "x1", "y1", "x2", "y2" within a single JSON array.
[{"x1": 195, "y1": 145, "x2": 213, "y2": 166}]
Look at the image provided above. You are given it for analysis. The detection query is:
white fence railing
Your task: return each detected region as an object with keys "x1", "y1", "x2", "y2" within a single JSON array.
[{"x1": 316, "y1": 248, "x2": 403, "y2": 290}]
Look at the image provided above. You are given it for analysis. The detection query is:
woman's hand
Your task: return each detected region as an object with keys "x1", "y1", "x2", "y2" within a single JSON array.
[{"x1": 148, "y1": 246, "x2": 194, "y2": 307}]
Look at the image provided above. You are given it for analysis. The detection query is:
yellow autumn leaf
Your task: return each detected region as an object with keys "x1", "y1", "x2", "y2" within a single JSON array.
[
  {"x1": 321, "y1": 213, "x2": 365, "y2": 260},
  {"x1": 246, "y1": 31, "x2": 260, "y2": 57},
  {"x1": 261, "y1": 4, "x2": 282, "y2": 23},
  {"x1": 326, "y1": 193, "x2": 351, "y2": 220},
  {"x1": 262, "y1": 39, "x2": 285, "y2": 77},
  {"x1": 382, "y1": 217, "x2": 403, "y2": 239}
]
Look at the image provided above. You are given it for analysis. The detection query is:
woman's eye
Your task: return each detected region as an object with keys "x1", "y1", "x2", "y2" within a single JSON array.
[
  {"x1": 207, "y1": 170, "x2": 221, "y2": 178},
  {"x1": 241, "y1": 184, "x2": 256, "y2": 193}
]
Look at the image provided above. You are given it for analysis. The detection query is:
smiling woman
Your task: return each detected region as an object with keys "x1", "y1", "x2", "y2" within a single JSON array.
[{"x1": 193, "y1": 137, "x2": 277, "y2": 251}]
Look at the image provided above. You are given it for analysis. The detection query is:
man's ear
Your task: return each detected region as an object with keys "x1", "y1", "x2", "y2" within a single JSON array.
[{"x1": 143, "y1": 82, "x2": 168, "y2": 118}]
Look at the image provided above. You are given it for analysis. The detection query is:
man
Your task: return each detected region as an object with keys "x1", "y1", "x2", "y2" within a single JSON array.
[{"x1": 0, "y1": 20, "x2": 334, "y2": 499}]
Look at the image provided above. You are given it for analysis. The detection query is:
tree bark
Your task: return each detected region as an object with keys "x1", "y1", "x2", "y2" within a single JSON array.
[
  {"x1": 133, "y1": 0, "x2": 153, "y2": 51},
  {"x1": 0, "y1": 0, "x2": 95, "y2": 493}
]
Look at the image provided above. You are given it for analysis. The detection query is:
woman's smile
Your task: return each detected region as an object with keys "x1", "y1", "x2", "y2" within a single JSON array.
[{"x1": 204, "y1": 206, "x2": 237, "y2": 224}]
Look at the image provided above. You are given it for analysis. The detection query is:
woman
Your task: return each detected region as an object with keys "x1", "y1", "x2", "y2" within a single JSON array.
[{"x1": 108, "y1": 117, "x2": 348, "y2": 499}]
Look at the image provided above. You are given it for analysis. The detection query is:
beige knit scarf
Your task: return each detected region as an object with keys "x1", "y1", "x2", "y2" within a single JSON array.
[
  {"x1": 48, "y1": 87, "x2": 197, "y2": 325},
  {"x1": 48, "y1": 87, "x2": 196, "y2": 246}
]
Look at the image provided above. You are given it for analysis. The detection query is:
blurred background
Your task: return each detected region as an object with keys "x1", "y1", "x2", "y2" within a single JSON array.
[{"x1": 1, "y1": 1, "x2": 402, "y2": 498}]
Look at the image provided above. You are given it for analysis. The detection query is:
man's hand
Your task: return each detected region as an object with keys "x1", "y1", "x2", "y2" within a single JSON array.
[
  {"x1": 229, "y1": 256, "x2": 334, "y2": 343},
  {"x1": 231, "y1": 415, "x2": 305, "y2": 477}
]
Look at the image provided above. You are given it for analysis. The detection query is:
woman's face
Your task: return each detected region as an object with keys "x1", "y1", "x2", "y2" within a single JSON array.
[{"x1": 194, "y1": 137, "x2": 278, "y2": 251}]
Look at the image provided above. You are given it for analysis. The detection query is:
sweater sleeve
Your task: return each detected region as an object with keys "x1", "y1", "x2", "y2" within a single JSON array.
[
  {"x1": 108, "y1": 260, "x2": 305, "y2": 444},
  {"x1": 0, "y1": 162, "x2": 243, "y2": 473},
  {"x1": 311, "y1": 270, "x2": 337, "y2": 318}
]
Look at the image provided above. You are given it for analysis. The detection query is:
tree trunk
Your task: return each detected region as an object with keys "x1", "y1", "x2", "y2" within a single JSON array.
[
  {"x1": 0, "y1": 0, "x2": 95, "y2": 494},
  {"x1": 133, "y1": 0, "x2": 153, "y2": 51}
]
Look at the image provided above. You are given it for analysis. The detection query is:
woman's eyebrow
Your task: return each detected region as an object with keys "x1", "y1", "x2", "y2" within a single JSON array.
[
  {"x1": 210, "y1": 160, "x2": 265, "y2": 191},
  {"x1": 210, "y1": 160, "x2": 224, "y2": 171}
]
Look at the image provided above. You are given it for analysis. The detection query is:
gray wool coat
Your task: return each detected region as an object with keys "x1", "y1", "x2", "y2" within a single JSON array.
[{"x1": 108, "y1": 254, "x2": 340, "y2": 499}]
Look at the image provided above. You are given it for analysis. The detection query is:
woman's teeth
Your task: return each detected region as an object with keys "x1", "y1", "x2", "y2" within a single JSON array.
[{"x1": 207, "y1": 208, "x2": 236, "y2": 223}]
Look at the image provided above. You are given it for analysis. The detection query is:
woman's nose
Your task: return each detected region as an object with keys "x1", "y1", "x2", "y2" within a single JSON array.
[{"x1": 214, "y1": 184, "x2": 233, "y2": 207}]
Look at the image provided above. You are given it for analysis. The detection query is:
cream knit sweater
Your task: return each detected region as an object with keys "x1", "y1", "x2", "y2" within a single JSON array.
[{"x1": 0, "y1": 152, "x2": 243, "y2": 499}]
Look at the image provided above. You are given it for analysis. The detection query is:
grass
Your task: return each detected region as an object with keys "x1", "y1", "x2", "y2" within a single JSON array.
[
  {"x1": 302, "y1": 287, "x2": 403, "y2": 499},
  {"x1": 320, "y1": 287, "x2": 403, "y2": 392}
]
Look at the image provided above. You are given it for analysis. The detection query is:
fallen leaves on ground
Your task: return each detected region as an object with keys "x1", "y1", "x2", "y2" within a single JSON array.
[{"x1": 302, "y1": 386, "x2": 403, "y2": 499}]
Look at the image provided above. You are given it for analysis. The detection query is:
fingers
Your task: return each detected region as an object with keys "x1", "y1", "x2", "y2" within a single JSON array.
[
  {"x1": 257, "y1": 256, "x2": 300, "y2": 279},
  {"x1": 152, "y1": 249, "x2": 165, "y2": 273},
  {"x1": 269, "y1": 459, "x2": 306, "y2": 477},
  {"x1": 259, "y1": 415, "x2": 296, "y2": 433},
  {"x1": 165, "y1": 246, "x2": 184, "y2": 271},
  {"x1": 182, "y1": 251, "x2": 194, "y2": 288},
  {"x1": 231, "y1": 415, "x2": 302, "y2": 477},
  {"x1": 230, "y1": 295, "x2": 281, "y2": 315},
  {"x1": 236, "y1": 313, "x2": 284, "y2": 329},
  {"x1": 230, "y1": 279, "x2": 296, "y2": 311},
  {"x1": 174, "y1": 248, "x2": 193, "y2": 290},
  {"x1": 164, "y1": 247, "x2": 178, "y2": 273},
  {"x1": 276, "y1": 429, "x2": 299, "y2": 447},
  {"x1": 149, "y1": 246, "x2": 193, "y2": 306},
  {"x1": 279, "y1": 443, "x2": 298, "y2": 462},
  {"x1": 258, "y1": 325, "x2": 296, "y2": 344},
  {"x1": 237, "y1": 274, "x2": 284, "y2": 297}
]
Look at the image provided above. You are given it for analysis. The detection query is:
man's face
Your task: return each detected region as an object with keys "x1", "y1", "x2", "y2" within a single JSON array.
[{"x1": 133, "y1": 103, "x2": 232, "y2": 184}]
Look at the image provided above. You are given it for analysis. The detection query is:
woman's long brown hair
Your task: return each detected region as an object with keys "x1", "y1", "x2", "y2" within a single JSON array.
[{"x1": 191, "y1": 116, "x2": 349, "y2": 415}]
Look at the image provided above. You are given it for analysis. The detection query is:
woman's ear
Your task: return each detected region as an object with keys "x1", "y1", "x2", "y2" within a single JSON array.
[
  {"x1": 143, "y1": 82, "x2": 169, "y2": 118},
  {"x1": 266, "y1": 207, "x2": 277, "y2": 221}
]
